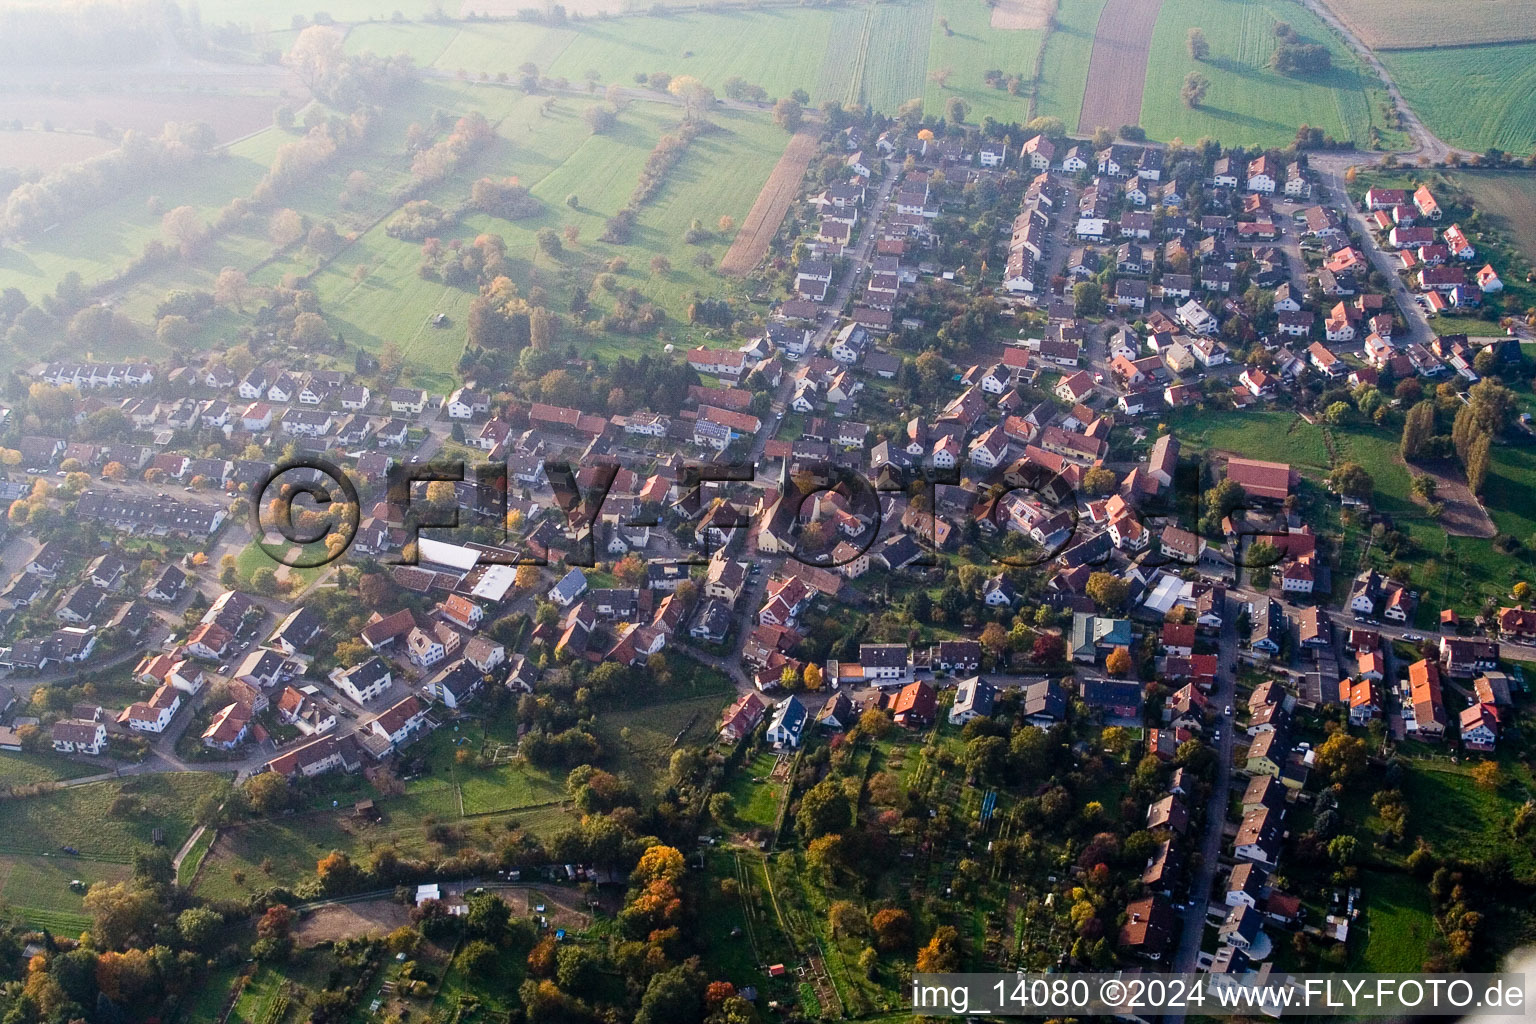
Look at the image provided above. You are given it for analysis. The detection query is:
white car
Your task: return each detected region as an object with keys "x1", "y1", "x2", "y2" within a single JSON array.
[{"x1": 1225, "y1": 705, "x2": 1233, "y2": 717}]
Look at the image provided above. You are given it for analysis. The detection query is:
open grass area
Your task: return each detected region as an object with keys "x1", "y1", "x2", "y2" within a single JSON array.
[
  {"x1": 1348, "y1": 869, "x2": 1432, "y2": 972},
  {"x1": 356, "y1": 11, "x2": 843, "y2": 106},
  {"x1": 1139, "y1": 0, "x2": 1394, "y2": 148},
  {"x1": 723, "y1": 750, "x2": 787, "y2": 829},
  {"x1": 1381, "y1": 44, "x2": 1536, "y2": 155},
  {"x1": 1168, "y1": 408, "x2": 1331, "y2": 470},
  {"x1": 0, "y1": 751, "x2": 103, "y2": 786},
  {"x1": 593, "y1": 687, "x2": 735, "y2": 795},
  {"x1": 0, "y1": 854, "x2": 132, "y2": 936},
  {"x1": 0, "y1": 772, "x2": 227, "y2": 862},
  {"x1": 922, "y1": 0, "x2": 1038, "y2": 125},
  {"x1": 1402, "y1": 758, "x2": 1536, "y2": 878},
  {"x1": 1032, "y1": 0, "x2": 1106, "y2": 125}
]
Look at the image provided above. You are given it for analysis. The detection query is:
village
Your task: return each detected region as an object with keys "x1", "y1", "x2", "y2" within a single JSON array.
[{"x1": 0, "y1": 113, "x2": 1531, "y2": 1017}]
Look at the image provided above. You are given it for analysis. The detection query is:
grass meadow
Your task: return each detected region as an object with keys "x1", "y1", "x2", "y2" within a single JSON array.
[
  {"x1": 922, "y1": 0, "x2": 1039, "y2": 125},
  {"x1": 1139, "y1": 0, "x2": 1395, "y2": 149},
  {"x1": 1032, "y1": 0, "x2": 1106, "y2": 125},
  {"x1": 1381, "y1": 44, "x2": 1536, "y2": 155}
]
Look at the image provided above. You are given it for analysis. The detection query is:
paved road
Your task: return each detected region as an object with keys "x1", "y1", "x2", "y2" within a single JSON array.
[
  {"x1": 1310, "y1": 162, "x2": 1434, "y2": 348},
  {"x1": 1170, "y1": 591, "x2": 1239, "y2": 980}
]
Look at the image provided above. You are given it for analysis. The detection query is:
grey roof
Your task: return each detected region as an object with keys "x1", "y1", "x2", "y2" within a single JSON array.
[
  {"x1": 952, "y1": 677, "x2": 996, "y2": 718},
  {"x1": 550, "y1": 568, "x2": 588, "y2": 603}
]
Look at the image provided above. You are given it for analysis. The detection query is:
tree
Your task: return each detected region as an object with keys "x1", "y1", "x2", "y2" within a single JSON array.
[
  {"x1": 1324, "y1": 401, "x2": 1354, "y2": 425},
  {"x1": 466, "y1": 890, "x2": 511, "y2": 941},
  {"x1": 162, "y1": 205, "x2": 205, "y2": 257},
  {"x1": 668, "y1": 75, "x2": 714, "y2": 120},
  {"x1": 1105, "y1": 646, "x2": 1132, "y2": 676},
  {"x1": 1314, "y1": 732, "x2": 1368, "y2": 783},
  {"x1": 797, "y1": 779, "x2": 851, "y2": 841},
  {"x1": 1401, "y1": 400, "x2": 1436, "y2": 460},
  {"x1": 1086, "y1": 571, "x2": 1130, "y2": 610},
  {"x1": 284, "y1": 25, "x2": 345, "y2": 91},
  {"x1": 243, "y1": 771, "x2": 291, "y2": 814},
  {"x1": 1471, "y1": 760, "x2": 1503, "y2": 790},
  {"x1": 1328, "y1": 834, "x2": 1358, "y2": 865},
  {"x1": 636, "y1": 965, "x2": 703, "y2": 1024},
  {"x1": 1032, "y1": 632, "x2": 1066, "y2": 664},
  {"x1": 1513, "y1": 581, "x2": 1532, "y2": 604},
  {"x1": 945, "y1": 96, "x2": 968, "y2": 124},
  {"x1": 215, "y1": 267, "x2": 250, "y2": 311},
  {"x1": 828, "y1": 901, "x2": 867, "y2": 939},
  {"x1": 915, "y1": 925, "x2": 961, "y2": 972},
  {"x1": 316, "y1": 850, "x2": 360, "y2": 894},
  {"x1": 1073, "y1": 280, "x2": 1104, "y2": 315},
  {"x1": 772, "y1": 97, "x2": 803, "y2": 132},
  {"x1": 1465, "y1": 431, "x2": 1491, "y2": 495},
  {"x1": 257, "y1": 904, "x2": 294, "y2": 941},
  {"x1": 633, "y1": 844, "x2": 686, "y2": 886},
  {"x1": 83, "y1": 882, "x2": 161, "y2": 950},
  {"x1": 460, "y1": 939, "x2": 499, "y2": 978},
  {"x1": 1187, "y1": 27, "x2": 1209, "y2": 60},
  {"x1": 871, "y1": 908, "x2": 913, "y2": 952},
  {"x1": 177, "y1": 907, "x2": 223, "y2": 950},
  {"x1": 803, "y1": 663, "x2": 823, "y2": 690},
  {"x1": 1082, "y1": 466, "x2": 1119, "y2": 496},
  {"x1": 1328, "y1": 461, "x2": 1374, "y2": 499},
  {"x1": 1181, "y1": 72, "x2": 1210, "y2": 109},
  {"x1": 1412, "y1": 474, "x2": 1438, "y2": 501},
  {"x1": 583, "y1": 105, "x2": 617, "y2": 133},
  {"x1": 857, "y1": 706, "x2": 892, "y2": 739}
]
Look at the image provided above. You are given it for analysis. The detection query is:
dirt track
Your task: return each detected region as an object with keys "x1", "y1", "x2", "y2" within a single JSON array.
[
  {"x1": 1076, "y1": 0, "x2": 1164, "y2": 134},
  {"x1": 1406, "y1": 458, "x2": 1496, "y2": 538},
  {"x1": 719, "y1": 129, "x2": 820, "y2": 277}
]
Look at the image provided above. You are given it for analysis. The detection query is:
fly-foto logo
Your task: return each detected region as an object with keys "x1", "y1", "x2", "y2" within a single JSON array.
[{"x1": 249, "y1": 453, "x2": 1290, "y2": 577}]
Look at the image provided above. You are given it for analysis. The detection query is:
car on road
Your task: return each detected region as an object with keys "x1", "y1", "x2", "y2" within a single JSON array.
[
  {"x1": 1213, "y1": 729, "x2": 1222, "y2": 742},
  {"x1": 1403, "y1": 633, "x2": 1423, "y2": 642},
  {"x1": 1225, "y1": 705, "x2": 1233, "y2": 716}
]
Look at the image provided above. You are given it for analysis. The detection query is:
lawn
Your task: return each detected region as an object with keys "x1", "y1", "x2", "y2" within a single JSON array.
[
  {"x1": 0, "y1": 751, "x2": 104, "y2": 786},
  {"x1": 1402, "y1": 758, "x2": 1536, "y2": 878},
  {"x1": 922, "y1": 0, "x2": 1039, "y2": 125},
  {"x1": 0, "y1": 854, "x2": 132, "y2": 935},
  {"x1": 1167, "y1": 408, "x2": 1331, "y2": 471},
  {"x1": 723, "y1": 750, "x2": 787, "y2": 830},
  {"x1": 1139, "y1": 0, "x2": 1393, "y2": 149},
  {"x1": 1032, "y1": 0, "x2": 1107, "y2": 125},
  {"x1": 592, "y1": 687, "x2": 735, "y2": 795},
  {"x1": 0, "y1": 773, "x2": 227, "y2": 862},
  {"x1": 1348, "y1": 869, "x2": 1432, "y2": 972},
  {"x1": 1381, "y1": 44, "x2": 1536, "y2": 156}
]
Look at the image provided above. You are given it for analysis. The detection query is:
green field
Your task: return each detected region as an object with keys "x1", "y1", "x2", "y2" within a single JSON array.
[
  {"x1": 0, "y1": 854, "x2": 132, "y2": 935},
  {"x1": 1139, "y1": 0, "x2": 1393, "y2": 148},
  {"x1": 1349, "y1": 869, "x2": 1432, "y2": 972},
  {"x1": 922, "y1": 0, "x2": 1039, "y2": 125},
  {"x1": 1168, "y1": 408, "x2": 1332, "y2": 470},
  {"x1": 1382, "y1": 44, "x2": 1536, "y2": 155},
  {"x1": 1033, "y1": 0, "x2": 1106, "y2": 125},
  {"x1": 0, "y1": 751, "x2": 103, "y2": 786},
  {"x1": 0, "y1": 773, "x2": 226, "y2": 862},
  {"x1": 354, "y1": 11, "x2": 852, "y2": 107}
]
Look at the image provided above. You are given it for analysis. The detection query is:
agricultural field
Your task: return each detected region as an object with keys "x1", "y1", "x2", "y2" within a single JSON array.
[
  {"x1": 0, "y1": 131, "x2": 115, "y2": 174},
  {"x1": 1318, "y1": 0, "x2": 1536, "y2": 50},
  {"x1": 0, "y1": 68, "x2": 790, "y2": 384},
  {"x1": 1031, "y1": 0, "x2": 1106, "y2": 125},
  {"x1": 1138, "y1": 0, "x2": 1394, "y2": 148},
  {"x1": 1380, "y1": 45, "x2": 1536, "y2": 156},
  {"x1": 922, "y1": 0, "x2": 1039, "y2": 125}
]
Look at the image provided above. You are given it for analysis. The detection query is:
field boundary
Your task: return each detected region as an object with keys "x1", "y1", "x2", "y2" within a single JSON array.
[{"x1": 719, "y1": 128, "x2": 821, "y2": 277}]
